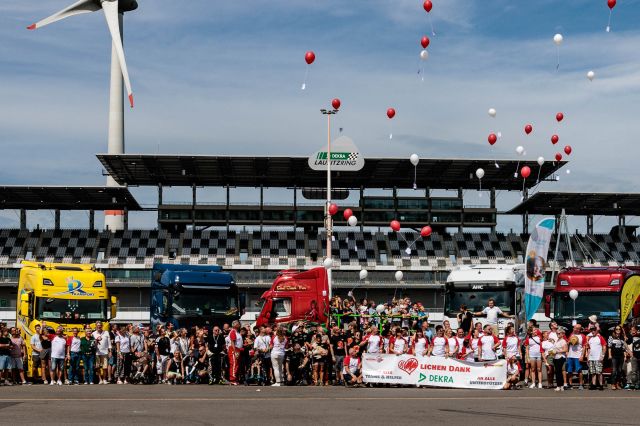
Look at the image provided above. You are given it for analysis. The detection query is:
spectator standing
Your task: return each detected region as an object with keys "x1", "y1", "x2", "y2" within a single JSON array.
[
  {"x1": 626, "y1": 326, "x2": 640, "y2": 390},
  {"x1": 330, "y1": 326, "x2": 346, "y2": 385},
  {"x1": 226, "y1": 320, "x2": 243, "y2": 385},
  {"x1": 207, "y1": 326, "x2": 226, "y2": 385},
  {"x1": 502, "y1": 325, "x2": 521, "y2": 360},
  {"x1": 607, "y1": 326, "x2": 627, "y2": 390},
  {"x1": 92, "y1": 321, "x2": 111, "y2": 384},
  {"x1": 552, "y1": 329, "x2": 568, "y2": 392},
  {"x1": 285, "y1": 343, "x2": 308, "y2": 385},
  {"x1": 474, "y1": 298, "x2": 513, "y2": 335},
  {"x1": 457, "y1": 305, "x2": 474, "y2": 335},
  {"x1": 541, "y1": 331, "x2": 555, "y2": 389},
  {"x1": 115, "y1": 327, "x2": 132, "y2": 384},
  {"x1": 40, "y1": 325, "x2": 53, "y2": 384},
  {"x1": 390, "y1": 329, "x2": 407, "y2": 355},
  {"x1": 444, "y1": 328, "x2": 459, "y2": 358},
  {"x1": 29, "y1": 324, "x2": 45, "y2": 383},
  {"x1": 586, "y1": 326, "x2": 606, "y2": 390},
  {"x1": 50, "y1": 326, "x2": 67, "y2": 386},
  {"x1": 525, "y1": 326, "x2": 543, "y2": 389},
  {"x1": 66, "y1": 327, "x2": 82, "y2": 385},
  {"x1": 155, "y1": 328, "x2": 171, "y2": 383},
  {"x1": 566, "y1": 324, "x2": 586, "y2": 389},
  {"x1": 270, "y1": 327, "x2": 287, "y2": 386},
  {"x1": 412, "y1": 329, "x2": 429, "y2": 357},
  {"x1": 478, "y1": 325, "x2": 500, "y2": 362},
  {"x1": 428, "y1": 326, "x2": 448, "y2": 358},
  {"x1": 80, "y1": 327, "x2": 96, "y2": 385},
  {"x1": 0, "y1": 328, "x2": 12, "y2": 385},
  {"x1": 9, "y1": 327, "x2": 27, "y2": 385}
]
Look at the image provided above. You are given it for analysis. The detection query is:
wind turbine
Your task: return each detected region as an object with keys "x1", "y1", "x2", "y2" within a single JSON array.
[{"x1": 28, "y1": 0, "x2": 138, "y2": 231}]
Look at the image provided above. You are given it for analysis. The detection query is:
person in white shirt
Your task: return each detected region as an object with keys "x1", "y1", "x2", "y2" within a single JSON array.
[
  {"x1": 474, "y1": 298, "x2": 514, "y2": 335},
  {"x1": 270, "y1": 327, "x2": 288, "y2": 386},
  {"x1": 412, "y1": 329, "x2": 429, "y2": 357},
  {"x1": 66, "y1": 327, "x2": 82, "y2": 385},
  {"x1": 541, "y1": 331, "x2": 556, "y2": 388},
  {"x1": 552, "y1": 329, "x2": 568, "y2": 392},
  {"x1": 503, "y1": 356, "x2": 521, "y2": 390},
  {"x1": 92, "y1": 321, "x2": 112, "y2": 384},
  {"x1": 445, "y1": 328, "x2": 459, "y2": 358},
  {"x1": 360, "y1": 327, "x2": 383, "y2": 354},
  {"x1": 525, "y1": 326, "x2": 543, "y2": 389},
  {"x1": 478, "y1": 325, "x2": 500, "y2": 361},
  {"x1": 342, "y1": 347, "x2": 362, "y2": 387},
  {"x1": 566, "y1": 324, "x2": 586, "y2": 389},
  {"x1": 50, "y1": 326, "x2": 67, "y2": 386},
  {"x1": 454, "y1": 328, "x2": 466, "y2": 354},
  {"x1": 428, "y1": 326, "x2": 449, "y2": 358},
  {"x1": 390, "y1": 330, "x2": 407, "y2": 355},
  {"x1": 502, "y1": 325, "x2": 521, "y2": 360},
  {"x1": 586, "y1": 326, "x2": 606, "y2": 390},
  {"x1": 30, "y1": 324, "x2": 47, "y2": 384},
  {"x1": 115, "y1": 329, "x2": 132, "y2": 384}
]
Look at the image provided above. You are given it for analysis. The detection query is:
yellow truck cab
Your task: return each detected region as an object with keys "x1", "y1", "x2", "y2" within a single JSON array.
[{"x1": 17, "y1": 261, "x2": 117, "y2": 377}]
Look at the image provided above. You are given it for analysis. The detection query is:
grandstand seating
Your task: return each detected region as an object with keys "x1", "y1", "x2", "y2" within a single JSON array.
[{"x1": 1, "y1": 228, "x2": 637, "y2": 269}]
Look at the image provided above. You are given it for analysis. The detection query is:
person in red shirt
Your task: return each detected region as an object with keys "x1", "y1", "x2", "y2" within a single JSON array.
[{"x1": 227, "y1": 321, "x2": 243, "y2": 385}]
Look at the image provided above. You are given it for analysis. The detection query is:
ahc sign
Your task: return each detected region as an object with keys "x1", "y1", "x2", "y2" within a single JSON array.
[{"x1": 308, "y1": 136, "x2": 365, "y2": 172}]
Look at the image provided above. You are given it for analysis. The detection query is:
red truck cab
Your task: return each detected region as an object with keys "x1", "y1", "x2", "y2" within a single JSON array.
[
  {"x1": 548, "y1": 267, "x2": 640, "y2": 336},
  {"x1": 256, "y1": 267, "x2": 329, "y2": 327}
]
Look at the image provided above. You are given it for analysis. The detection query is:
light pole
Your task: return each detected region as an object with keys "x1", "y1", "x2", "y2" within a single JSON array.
[{"x1": 321, "y1": 107, "x2": 338, "y2": 300}]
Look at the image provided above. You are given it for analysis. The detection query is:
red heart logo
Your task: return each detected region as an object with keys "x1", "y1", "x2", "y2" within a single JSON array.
[{"x1": 398, "y1": 357, "x2": 419, "y2": 375}]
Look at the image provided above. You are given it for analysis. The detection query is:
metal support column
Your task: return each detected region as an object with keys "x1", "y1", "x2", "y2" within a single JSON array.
[
  {"x1": 293, "y1": 186, "x2": 297, "y2": 229},
  {"x1": 523, "y1": 211, "x2": 529, "y2": 235},
  {"x1": 89, "y1": 210, "x2": 95, "y2": 231},
  {"x1": 360, "y1": 186, "x2": 364, "y2": 231},
  {"x1": 426, "y1": 187, "x2": 431, "y2": 224},
  {"x1": 586, "y1": 214, "x2": 594, "y2": 235},
  {"x1": 157, "y1": 184, "x2": 163, "y2": 226},
  {"x1": 619, "y1": 215, "x2": 626, "y2": 239},
  {"x1": 191, "y1": 184, "x2": 196, "y2": 229},
  {"x1": 458, "y1": 187, "x2": 464, "y2": 233},
  {"x1": 490, "y1": 187, "x2": 496, "y2": 233},
  {"x1": 54, "y1": 210, "x2": 61, "y2": 230},
  {"x1": 124, "y1": 207, "x2": 128, "y2": 231},
  {"x1": 226, "y1": 185, "x2": 230, "y2": 231},
  {"x1": 19, "y1": 209, "x2": 27, "y2": 230}
]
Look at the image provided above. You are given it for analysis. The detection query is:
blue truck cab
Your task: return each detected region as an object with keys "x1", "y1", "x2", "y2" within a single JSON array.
[{"x1": 151, "y1": 263, "x2": 243, "y2": 330}]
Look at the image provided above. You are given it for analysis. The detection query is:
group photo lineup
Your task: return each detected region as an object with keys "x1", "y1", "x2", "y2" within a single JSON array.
[{"x1": 1, "y1": 0, "x2": 640, "y2": 424}]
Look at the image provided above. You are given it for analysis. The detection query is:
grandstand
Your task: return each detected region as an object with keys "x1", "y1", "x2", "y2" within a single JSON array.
[{"x1": 0, "y1": 156, "x2": 638, "y2": 324}]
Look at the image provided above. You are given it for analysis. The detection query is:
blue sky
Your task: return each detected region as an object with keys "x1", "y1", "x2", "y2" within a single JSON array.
[{"x1": 1, "y1": 0, "x2": 639, "y2": 231}]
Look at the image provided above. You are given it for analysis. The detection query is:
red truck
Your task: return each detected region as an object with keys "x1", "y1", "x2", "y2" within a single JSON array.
[
  {"x1": 546, "y1": 266, "x2": 640, "y2": 337},
  {"x1": 256, "y1": 267, "x2": 330, "y2": 327}
]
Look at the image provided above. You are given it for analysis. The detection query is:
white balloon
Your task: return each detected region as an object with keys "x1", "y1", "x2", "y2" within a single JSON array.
[
  {"x1": 323, "y1": 257, "x2": 333, "y2": 269},
  {"x1": 348, "y1": 215, "x2": 358, "y2": 227},
  {"x1": 420, "y1": 49, "x2": 429, "y2": 61},
  {"x1": 553, "y1": 33, "x2": 563, "y2": 46},
  {"x1": 410, "y1": 154, "x2": 419, "y2": 166},
  {"x1": 516, "y1": 146, "x2": 524, "y2": 155},
  {"x1": 475, "y1": 168, "x2": 485, "y2": 179},
  {"x1": 569, "y1": 289, "x2": 579, "y2": 300},
  {"x1": 359, "y1": 269, "x2": 368, "y2": 280},
  {"x1": 376, "y1": 304, "x2": 386, "y2": 314},
  {"x1": 587, "y1": 70, "x2": 595, "y2": 81},
  {"x1": 488, "y1": 108, "x2": 497, "y2": 118},
  {"x1": 394, "y1": 271, "x2": 403, "y2": 282},
  {"x1": 497, "y1": 131, "x2": 502, "y2": 138},
  {"x1": 537, "y1": 156, "x2": 544, "y2": 166}
]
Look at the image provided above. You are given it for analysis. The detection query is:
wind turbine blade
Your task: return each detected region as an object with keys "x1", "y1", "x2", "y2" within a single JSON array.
[
  {"x1": 27, "y1": 0, "x2": 100, "y2": 30},
  {"x1": 102, "y1": 0, "x2": 134, "y2": 108}
]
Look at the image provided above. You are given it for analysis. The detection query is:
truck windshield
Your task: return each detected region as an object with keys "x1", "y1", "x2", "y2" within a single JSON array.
[
  {"x1": 172, "y1": 290, "x2": 237, "y2": 316},
  {"x1": 37, "y1": 298, "x2": 107, "y2": 322},
  {"x1": 445, "y1": 289, "x2": 513, "y2": 316},
  {"x1": 555, "y1": 292, "x2": 619, "y2": 320}
]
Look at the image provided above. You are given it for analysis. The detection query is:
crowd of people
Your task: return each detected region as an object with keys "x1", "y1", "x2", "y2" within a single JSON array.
[{"x1": 0, "y1": 296, "x2": 638, "y2": 390}]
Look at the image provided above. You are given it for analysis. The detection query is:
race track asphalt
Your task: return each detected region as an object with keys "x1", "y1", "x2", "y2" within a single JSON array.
[{"x1": 0, "y1": 384, "x2": 637, "y2": 425}]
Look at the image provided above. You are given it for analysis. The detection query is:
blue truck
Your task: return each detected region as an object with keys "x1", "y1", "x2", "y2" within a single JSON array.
[{"x1": 151, "y1": 264, "x2": 242, "y2": 330}]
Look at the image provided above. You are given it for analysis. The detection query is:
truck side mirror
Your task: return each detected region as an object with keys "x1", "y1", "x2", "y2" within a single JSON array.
[
  {"x1": 544, "y1": 294, "x2": 551, "y2": 318},
  {"x1": 110, "y1": 296, "x2": 118, "y2": 320}
]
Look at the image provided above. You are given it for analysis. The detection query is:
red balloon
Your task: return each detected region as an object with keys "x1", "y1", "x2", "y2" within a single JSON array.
[
  {"x1": 564, "y1": 145, "x2": 572, "y2": 155},
  {"x1": 305, "y1": 51, "x2": 316, "y2": 65},
  {"x1": 387, "y1": 108, "x2": 396, "y2": 119},
  {"x1": 555, "y1": 153, "x2": 563, "y2": 162},
  {"x1": 524, "y1": 124, "x2": 533, "y2": 135},
  {"x1": 556, "y1": 112, "x2": 564, "y2": 122},
  {"x1": 328, "y1": 203, "x2": 338, "y2": 216},
  {"x1": 343, "y1": 208, "x2": 353, "y2": 220},
  {"x1": 420, "y1": 36, "x2": 430, "y2": 49},
  {"x1": 423, "y1": 0, "x2": 433, "y2": 13},
  {"x1": 520, "y1": 166, "x2": 531, "y2": 179},
  {"x1": 331, "y1": 98, "x2": 341, "y2": 110},
  {"x1": 551, "y1": 134, "x2": 559, "y2": 145},
  {"x1": 608, "y1": 0, "x2": 616, "y2": 9},
  {"x1": 487, "y1": 133, "x2": 497, "y2": 145},
  {"x1": 390, "y1": 220, "x2": 401, "y2": 232},
  {"x1": 420, "y1": 226, "x2": 432, "y2": 238}
]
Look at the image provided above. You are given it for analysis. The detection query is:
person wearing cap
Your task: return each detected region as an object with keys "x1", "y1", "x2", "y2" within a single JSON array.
[{"x1": 588, "y1": 315, "x2": 600, "y2": 333}]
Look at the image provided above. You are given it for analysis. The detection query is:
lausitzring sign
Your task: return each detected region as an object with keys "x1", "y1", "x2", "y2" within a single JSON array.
[{"x1": 308, "y1": 136, "x2": 365, "y2": 171}]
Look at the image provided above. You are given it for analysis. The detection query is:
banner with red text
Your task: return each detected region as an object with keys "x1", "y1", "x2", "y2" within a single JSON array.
[{"x1": 362, "y1": 354, "x2": 506, "y2": 390}]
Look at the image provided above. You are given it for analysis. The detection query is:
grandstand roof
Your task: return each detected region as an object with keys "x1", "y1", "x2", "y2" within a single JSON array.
[
  {"x1": 0, "y1": 186, "x2": 142, "y2": 210},
  {"x1": 97, "y1": 154, "x2": 566, "y2": 190},
  {"x1": 506, "y1": 192, "x2": 640, "y2": 215}
]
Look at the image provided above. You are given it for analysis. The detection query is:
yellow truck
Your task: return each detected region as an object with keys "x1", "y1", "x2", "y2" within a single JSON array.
[{"x1": 16, "y1": 261, "x2": 117, "y2": 377}]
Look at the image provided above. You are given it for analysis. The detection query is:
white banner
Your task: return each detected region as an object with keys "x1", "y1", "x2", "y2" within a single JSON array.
[{"x1": 362, "y1": 354, "x2": 507, "y2": 390}]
